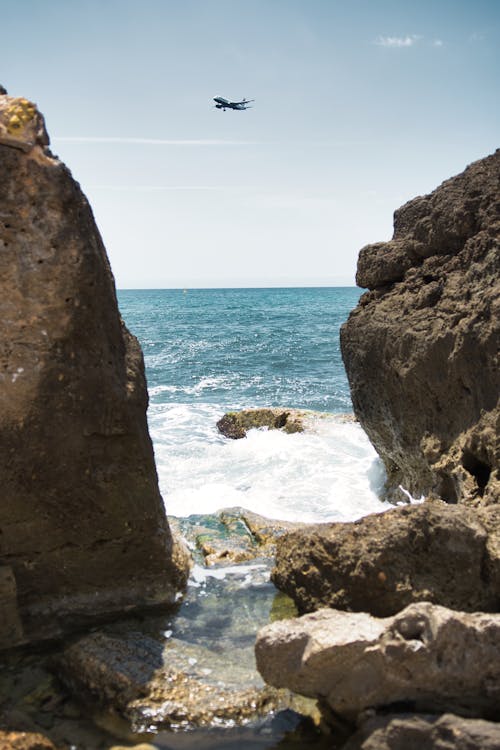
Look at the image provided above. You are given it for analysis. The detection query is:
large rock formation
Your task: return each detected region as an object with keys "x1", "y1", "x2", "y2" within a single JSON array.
[
  {"x1": 256, "y1": 602, "x2": 500, "y2": 724},
  {"x1": 340, "y1": 151, "x2": 500, "y2": 504},
  {"x1": 0, "y1": 93, "x2": 188, "y2": 648},
  {"x1": 271, "y1": 501, "x2": 500, "y2": 616}
]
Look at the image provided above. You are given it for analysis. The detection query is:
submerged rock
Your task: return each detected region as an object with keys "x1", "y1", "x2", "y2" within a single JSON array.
[
  {"x1": 271, "y1": 501, "x2": 500, "y2": 616},
  {"x1": 255, "y1": 602, "x2": 500, "y2": 724},
  {"x1": 343, "y1": 713, "x2": 500, "y2": 750},
  {"x1": 340, "y1": 150, "x2": 500, "y2": 505},
  {"x1": 0, "y1": 92, "x2": 188, "y2": 648},
  {"x1": 216, "y1": 408, "x2": 350, "y2": 439},
  {"x1": 171, "y1": 507, "x2": 306, "y2": 566},
  {"x1": 56, "y1": 630, "x2": 293, "y2": 732}
]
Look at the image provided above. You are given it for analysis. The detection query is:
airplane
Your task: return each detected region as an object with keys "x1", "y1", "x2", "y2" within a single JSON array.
[{"x1": 213, "y1": 96, "x2": 254, "y2": 111}]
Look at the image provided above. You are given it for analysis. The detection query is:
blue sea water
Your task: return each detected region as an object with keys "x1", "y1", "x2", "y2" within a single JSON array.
[{"x1": 118, "y1": 288, "x2": 389, "y2": 522}]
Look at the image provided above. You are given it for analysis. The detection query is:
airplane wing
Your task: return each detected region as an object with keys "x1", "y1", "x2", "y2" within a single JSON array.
[{"x1": 234, "y1": 99, "x2": 255, "y2": 105}]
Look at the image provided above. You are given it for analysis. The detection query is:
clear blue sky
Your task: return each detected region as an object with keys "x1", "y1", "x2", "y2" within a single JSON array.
[{"x1": 2, "y1": 0, "x2": 499, "y2": 288}]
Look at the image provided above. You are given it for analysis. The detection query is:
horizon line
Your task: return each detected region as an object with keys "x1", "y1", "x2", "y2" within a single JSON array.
[
  {"x1": 53, "y1": 136, "x2": 263, "y2": 146},
  {"x1": 116, "y1": 284, "x2": 359, "y2": 291}
]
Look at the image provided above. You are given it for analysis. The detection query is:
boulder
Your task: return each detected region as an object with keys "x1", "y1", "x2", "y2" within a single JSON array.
[
  {"x1": 340, "y1": 151, "x2": 500, "y2": 504},
  {"x1": 255, "y1": 602, "x2": 500, "y2": 723},
  {"x1": 343, "y1": 713, "x2": 500, "y2": 750},
  {"x1": 216, "y1": 408, "x2": 309, "y2": 439},
  {"x1": 216, "y1": 408, "x2": 352, "y2": 439},
  {"x1": 271, "y1": 501, "x2": 500, "y2": 616},
  {"x1": 0, "y1": 93, "x2": 188, "y2": 648}
]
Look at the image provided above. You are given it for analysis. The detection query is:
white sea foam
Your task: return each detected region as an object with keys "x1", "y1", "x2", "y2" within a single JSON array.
[{"x1": 149, "y1": 403, "x2": 391, "y2": 523}]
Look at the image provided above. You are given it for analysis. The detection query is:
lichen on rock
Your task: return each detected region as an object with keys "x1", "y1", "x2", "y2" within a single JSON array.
[{"x1": 0, "y1": 95, "x2": 49, "y2": 154}]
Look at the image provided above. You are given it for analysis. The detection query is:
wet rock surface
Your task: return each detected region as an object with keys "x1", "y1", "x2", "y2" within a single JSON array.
[
  {"x1": 0, "y1": 92, "x2": 188, "y2": 648},
  {"x1": 343, "y1": 713, "x2": 500, "y2": 750},
  {"x1": 50, "y1": 551, "x2": 312, "y2": 735},
  {"x1": 255, "y1": 602, "x2": 500, "y2": 723},
  {"x1": 340, "y1": 150, "x2": 500, "y2": 504},
  {"x1": 216, "y1": 408, "x2": 352, "y2": 439},
  {"x1": 56, "y1": 630, "x2": 291, "y2": 731},
  {"x1": 170, "y1": 508, "x2": 305, "y2": 566},
  {"x1": 0, "y1": 553, "x2": 318, "y2": 748},
  {"x1": 272, "y1": 501, "x2": 500, "y2": 616}
]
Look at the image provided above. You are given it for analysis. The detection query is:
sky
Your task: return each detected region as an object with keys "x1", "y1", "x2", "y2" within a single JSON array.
[{"x1": 1, "y1": 0, "x2": 499, "y2": 288}]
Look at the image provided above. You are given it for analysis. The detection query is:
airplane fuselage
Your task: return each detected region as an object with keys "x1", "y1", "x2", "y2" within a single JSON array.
[{"x1": 213, "y1": 97, "x2": 252, "y2": 110}]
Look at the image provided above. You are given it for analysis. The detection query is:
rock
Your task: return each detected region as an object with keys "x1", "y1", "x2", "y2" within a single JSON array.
[
  {"x1": 0, "y1": 95, "x2": 49, "y2": 153},
  {"x1": 0, "y1": 732, "x2": 58, "y2": 750},
  {"x1": 343, "y1": 713, "x2": 500, "y2": 750},
  {"x1": 217, "y1": 408, "x2": 331, "y2": 440},
  {"x1": 0, "y1": 566, "x2": 24, "y2": 649},
  {"x1": 56, "y1": 630, "x2": 292, "y2": 731},
  {"x1": 271, "y1": 501, "x2": 500, "y2": 616},
  {"x1": 340, "y1": 150, "x2": 500, "y2": 504},
  {"x1": 0, "y1": 93, "x2": 188, "y2": 648},
  {"x1": 255, "y1": 602, "x2": 500, "y2": 724},
  {"x1": 171, "y1": 507, "x2": 306, "y2": 566}
]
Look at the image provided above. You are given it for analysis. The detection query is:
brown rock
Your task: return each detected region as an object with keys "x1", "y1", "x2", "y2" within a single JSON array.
[
  {"x1": 255, "y1": 602, "x2": 500, "y2": 723},
  {"x1": 343, "y1": 713, "x2": 500, "y2": 750},
  {"x1": 0, "y1": 94, "x2": 188, "y2": 648},
  {"x1": 0, "y1": 566, "x2": 24, "y2": 649},
  {"x1": 341, "y1": 151, "x2": 500, "y2": 505},
  {"x1": 272, "y1": 501, "x2": 500, "y2": 617},
  {"x1": 171, "y1": 507, "x2": 306, "y2": 566},
  {"x1": 216, "y1": 408, "x2": 308, "y2": 439},
  {"x1": 0, "y1": 732, "x2": 58, "y2": 750},
  {"x1": 57, "y1": 630, "x2": 291, "y2": 731}
]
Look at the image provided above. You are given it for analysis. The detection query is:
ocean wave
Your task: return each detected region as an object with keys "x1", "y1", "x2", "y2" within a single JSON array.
[{"x1": 149, "y1": 404, "x2": 390, "y2": 522}]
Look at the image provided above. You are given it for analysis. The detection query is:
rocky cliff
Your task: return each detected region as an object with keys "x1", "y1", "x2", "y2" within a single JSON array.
[
  {"x1": 256, "y1": 153, "x2": 500, "y2": 747},
  {"x1": 340, "y1": 151, "x2": 499, "y2": 504},
  {"x1": 0, "y1": 93, "x2": 188, "y2": 648}
]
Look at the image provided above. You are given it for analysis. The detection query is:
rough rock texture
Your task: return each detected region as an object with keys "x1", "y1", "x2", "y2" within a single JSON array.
[
  {"x1": 272, "y1": 501, "x2": 500, "y2": 616},
  {"x1": 0, "y1": 94, "x2": 188, "y2": 648},
  {"x1": 0, "y1": 733, "x2": 59, "y2": 750},
  {"x1": 170, "y1": 507, "x2": 306, "y2": 566},
  {"x1": 56, "y1": 630, "x2": 293, "y2": 731},
  {"x1": 343, "y1": 713, "x2": 500, "y2": 750},
  {"x1": 217, "y1": 408, "x2": 310, "y2": 439},
  {"x1": 255, "y1": 602, "x2": 500, "y2": 723},
  {"x1": 216, "y1": 408, "x2": 352, "y2": 440},
  {"x1": 340, "y1": 151, "x2": 500, "y2": 504}
]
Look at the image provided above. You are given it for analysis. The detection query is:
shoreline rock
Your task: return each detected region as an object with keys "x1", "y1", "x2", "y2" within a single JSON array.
[
  {"x1": 271, "y1": 501, "x2": 500, "y2": 616},
  {"x1": 255, "y1": 602, "x2": 500, "y2": 724},
  {"x1": 0, "y1": 92, "x2": 188, "y2": 649},
  {"x1": 56, "y1": 630, "x2": 294, "y2": 732},
  {"x1": 170, "y1": 507, "x2": 306, "y2": 566},
  {"x1": 340, "y1": 150, "x2": 500, "y2": 505},
  {"x1": 216, "y1": 408, "x2": 355, "y2": 439}
]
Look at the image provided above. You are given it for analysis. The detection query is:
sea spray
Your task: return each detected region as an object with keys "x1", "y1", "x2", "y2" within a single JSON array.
[{"x1": 149, "y1": 403, "x2": 389, "y2": 521}]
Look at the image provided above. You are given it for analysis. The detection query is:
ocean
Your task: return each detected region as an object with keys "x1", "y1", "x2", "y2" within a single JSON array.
[{"x1": 118, "y1": 287, "x2": 390, "y2": 523}]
